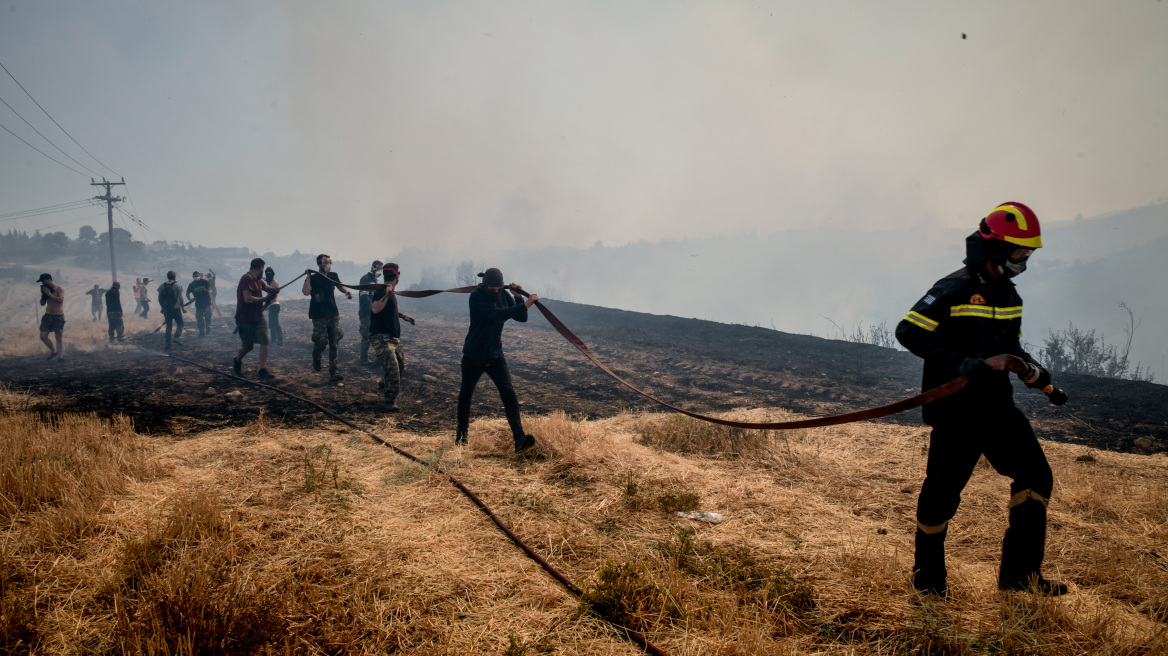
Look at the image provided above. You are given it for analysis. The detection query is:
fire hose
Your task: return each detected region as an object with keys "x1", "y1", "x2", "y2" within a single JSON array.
[
  {"x1": 142, "y1": 347, "x2": 669, "y2": 656},
  {"x1": 311, "y1": 272, "x2": 1070, "y2": 426}
]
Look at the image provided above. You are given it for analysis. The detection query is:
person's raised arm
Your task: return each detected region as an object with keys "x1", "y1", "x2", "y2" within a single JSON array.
[{"x1": 302, "y1": 269, "x2": 314, "y2": 296}]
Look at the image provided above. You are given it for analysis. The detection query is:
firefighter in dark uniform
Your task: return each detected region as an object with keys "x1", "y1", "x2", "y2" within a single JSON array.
[{"x1": 896, "y1": 202, "x2": 1067, "y2": 598}]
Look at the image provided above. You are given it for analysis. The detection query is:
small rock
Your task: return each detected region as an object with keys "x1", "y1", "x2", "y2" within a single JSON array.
[
  {"x1": 1134, "y1": 437, "x2": 1154, "y2": 450},
  {"x1": 224, "y1": 391, "x2": 244, "y2": 404},
  {"x1": 174, "y1": 367, "x2": 184, "y2": 375},
  {"x1": 876, "y1": 528, "x2": 888, "y2": 535},
  {"x1": 677, "y1": 511, "x2": 723, "y2": 524},
  {"x1": 1075, "y1": 453, "x2": 1096, "y2": 463},
  {"x1": 204, "y1": 387, "x2": 217, "y2": 397},
  {"x1": 421, "y1": 374, "x2": 437, "y2": 383},
  {"x1": 900, "y1": 486, "x2": 914, "y2": 494},
  {"x1": 678, "y1": 523, "x2": 699, "y2": 534}
]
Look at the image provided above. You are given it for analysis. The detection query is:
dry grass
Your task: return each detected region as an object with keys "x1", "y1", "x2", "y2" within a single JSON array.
[{"x1": 2, "y1": 399, "x2": 1166, "y2": 654}]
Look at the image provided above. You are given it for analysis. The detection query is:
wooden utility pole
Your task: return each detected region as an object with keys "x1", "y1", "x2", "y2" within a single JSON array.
[{"x1": 91, "y1": 177, "x2": 125, "y2": 283}]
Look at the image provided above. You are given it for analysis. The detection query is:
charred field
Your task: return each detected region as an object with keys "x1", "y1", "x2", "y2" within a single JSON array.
[{"x1": 3, "y1": 292, "x2": 1166, "y2": 454}]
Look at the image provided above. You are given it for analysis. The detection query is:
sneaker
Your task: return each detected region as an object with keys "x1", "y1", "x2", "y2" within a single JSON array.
[
  {"x1": 1000, "y1": 575, "x2": 1068, "y2": 597},
  {"x1": 46, "y1": 351, "x2": 58, "y2": 361},
  {"x1": 312, "y1": 356, "x2": 322, "y2": 372},
  {"x1": 164, "y1": 344, "x2": 172, "y2": 351},
  {"x1": 257, "y1": 368, "x2": 274, "y2": 379},
  {"x1": 233, "y1": 357, "x2": 242, "y2": 376},
  {"x1": 173, "y1": 339, "x2": 185, "y2": 347},
  {"x1": 330, "y1": 372, "x2": 344, "y2": 383},
  {"x1": 514, "y1": 434, "x2": 536, "y2": 454},
  {"x1": 384, "y1": 404, "x2": 400, "y2": 413},
  {"x1": 455, "y1": 431, "x2": 468, "y2": 446}
]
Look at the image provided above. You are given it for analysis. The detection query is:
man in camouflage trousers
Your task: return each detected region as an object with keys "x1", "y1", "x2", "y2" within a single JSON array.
[
  {"x1": 368, "y1": 263, "x2": 414, "y2": 411},
  {"x1": 302, "y1": 253, "x2": 351, "y2": 382}
]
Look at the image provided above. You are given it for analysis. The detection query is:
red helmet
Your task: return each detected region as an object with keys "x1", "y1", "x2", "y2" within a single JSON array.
[{"x1": 979, "y1": 202, "x2": 1042, "y2": 249}]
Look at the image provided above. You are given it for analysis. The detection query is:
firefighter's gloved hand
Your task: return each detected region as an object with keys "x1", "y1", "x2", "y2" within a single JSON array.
[
  {"x1": 1047, "y1": 388, "x2": 1068, "y2": 406},
  {"x1": 1019, "y1": 363, "x2": 1052, "y2": 390},
  {"x1": 958, "y1": 357, "x2": 993, "y2": 379}
]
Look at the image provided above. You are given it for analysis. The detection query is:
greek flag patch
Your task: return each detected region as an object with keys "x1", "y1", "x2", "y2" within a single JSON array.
[{"x1": 922, "y1": 294, "x2": 936, "y2": 306}]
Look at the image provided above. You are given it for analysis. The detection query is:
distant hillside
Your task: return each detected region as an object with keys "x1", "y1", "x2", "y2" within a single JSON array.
[{"x1": 384, "y1": 202, "x2": 1168, "y2": 382}]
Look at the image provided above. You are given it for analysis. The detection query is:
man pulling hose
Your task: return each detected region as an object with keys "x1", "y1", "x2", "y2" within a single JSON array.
[{"x1": 896, "y1": 201, "x2": 1067, "y2": 598}]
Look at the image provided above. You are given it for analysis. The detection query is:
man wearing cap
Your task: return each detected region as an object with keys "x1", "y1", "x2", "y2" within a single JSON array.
[
  {"x1": 302, "y1": 253, "x2": 351, "y2": 382},
  {"x1": 37, "y1": 273, "x2": 65, "y2": 360},
  {"x1": 105, "y1": 281, "x2": 124, "y2": 342},
  {"x1": 456, "y1": 267, "x2": 538, "y2": 453},
  {"x1": 186, "y1": 271, "x2": 214, "y2": 337},
  {"x1": 357, "y1": 260, "x2": 383, "y2": 366},
  {"x1": 157, "y1": 271, "x2": 186, "y2": 350},
  {"x1": 369, "y1": 263, "x2": 415, "y2": 411}
]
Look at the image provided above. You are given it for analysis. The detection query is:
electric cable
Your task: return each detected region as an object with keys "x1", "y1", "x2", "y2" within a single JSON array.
[
  {"x1": 0, "y1": 59, "x2": 121, "y2": 178},
  {"x1": 0, "y1": 119, "x2": 90, "y2": 177},
  {"x1": 0, "y1": 199, "x2": 96, "y2": 220},
  {"x1": 0, "y1": 93, "x2": 104, "y2": 178}
]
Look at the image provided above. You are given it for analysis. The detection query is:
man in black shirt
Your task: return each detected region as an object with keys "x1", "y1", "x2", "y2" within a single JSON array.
[
  {"x1": 369, "y1": 263, "x2": 415, "y2": 410},
  {"x1": 105, "y1": 281, "x2": 124, "y2": 341},
  {"x1": 157, "y1": 271, "x2": 186, "y2": 350},
  {"x1": 85, "y1": 284, "x2": 106, "y2": 321},
  {"x1": 187, "y1": 271, "x2": 214, "y2": 336},
  {"x1": 358, "y1": 260, "x2": 383, "y2": 365},
  {"x1": 456, "y1": 267, "x2": 538, "y2": 452},
  {"x1": 302, "y1": 253, "x2": 351, "y2": 382}
]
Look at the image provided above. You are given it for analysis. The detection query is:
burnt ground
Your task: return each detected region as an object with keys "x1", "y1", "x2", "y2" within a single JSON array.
[{"x1": 3, "y1": 294, "x2": 1166, "y2": 454}]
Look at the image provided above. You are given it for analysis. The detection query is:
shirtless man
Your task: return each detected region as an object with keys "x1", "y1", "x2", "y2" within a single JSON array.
[{"x1": 37, "y1": 273, "x2": 65, "y2": 360}]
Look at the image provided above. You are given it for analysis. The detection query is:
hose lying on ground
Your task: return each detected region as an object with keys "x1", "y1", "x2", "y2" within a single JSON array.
[{"x1": 139, "y1": 347, "x2": 670, "y2": 656}]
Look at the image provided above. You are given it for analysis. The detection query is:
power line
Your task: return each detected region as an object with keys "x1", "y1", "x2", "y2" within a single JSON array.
[
  {"x1": 0, "y1": 59, "x2": 121, "y2": 178},
  {"x1": 0, "y1": 203, "x2": 99, "y2": 223},
  {"x1": 0, "y1": 93, "x2": 104, "y2": 178},
  {"x1": 115, "y1": 204, "x2": 166, "y2": 242},
  {"x1": 0, "y1": 119, "x2": 91, "y2": 177},
  {"x1": 0, "y1": 198, "x2": 96, "y2": 219}
]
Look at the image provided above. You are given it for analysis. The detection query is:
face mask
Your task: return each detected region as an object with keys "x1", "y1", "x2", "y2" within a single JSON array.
[
  {"x1": 1003, "y1": 259, "x2": 1027, "y2": 277},
  {"x1": 322, "y1": 262, "x2": 332, "y2": 273}
]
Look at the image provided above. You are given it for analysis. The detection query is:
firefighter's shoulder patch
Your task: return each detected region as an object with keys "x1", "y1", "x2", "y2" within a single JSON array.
[{"x1": 970, "y1": 294, "x2": 986, "y2": 305}]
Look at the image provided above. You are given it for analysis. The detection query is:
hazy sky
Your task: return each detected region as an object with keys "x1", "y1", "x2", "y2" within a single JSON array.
[{"x1": 1, "y1": 1, "x2": 1165, "y2": 260}]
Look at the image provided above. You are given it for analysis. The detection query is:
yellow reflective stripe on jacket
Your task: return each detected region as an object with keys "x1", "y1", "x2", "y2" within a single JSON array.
[
  {"x1": 950, "y1": 305, "x2": 1023, "y2": 319},
  {"x1": 904, "y1": 311, "x2": 939, "y2": 332}
]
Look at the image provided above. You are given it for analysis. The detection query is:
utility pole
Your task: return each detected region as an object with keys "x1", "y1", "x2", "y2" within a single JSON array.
[{"x1": 91, "y1": 177, "x2": 125, "y2": 283}]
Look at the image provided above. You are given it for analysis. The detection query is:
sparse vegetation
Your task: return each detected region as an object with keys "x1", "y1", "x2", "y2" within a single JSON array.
[
  {"x1": 1040, "y1": 304, "x2": 1156, "y2": 382},
  {"x1": 823, "y1": 317, "x2": 900, "y2": 349},
  {"x1": 636, "y1": 413, "x2": 774, "y2": 458},
  {"x1": 622, "y1": 469, "x2": 702, "y2": 512}
]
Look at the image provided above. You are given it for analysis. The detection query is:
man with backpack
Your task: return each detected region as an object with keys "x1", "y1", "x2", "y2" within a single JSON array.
[{"x1": 157, "y1": 271, "x2": 186, "y2": 350}]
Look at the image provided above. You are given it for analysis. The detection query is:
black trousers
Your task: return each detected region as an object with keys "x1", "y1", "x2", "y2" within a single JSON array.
[
  {"x1": 457, "y1": 356, "x2": 525, "y2": 440},
  {"x1": 163, "y1": 307, "x2": 184, "y2": 347},
  {"x1": 268, "y1": 304, "x2": 283, "y2": 345},
  {"x1": 914, "y1": 406, "x2": 1054, "y2": 587}
]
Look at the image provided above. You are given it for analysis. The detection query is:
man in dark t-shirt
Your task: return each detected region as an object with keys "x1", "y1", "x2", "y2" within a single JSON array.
[
  {"x1": 357, "y1": 260, "x2": 383, "y2": 365},
  {"x1": 301, "y1": 253, "x2": 351, "y2": 381},
  {"x1": 235, "y1": 257, "x2": 279, "y2": 379},
  {"x1": 187, "y1": 271, "x2": 214, "y2": 336},
  {"x1": 369, "y1": 263, "x2": 415, "y2": 410},
  {"x1": 105, "y1": 281, "x2": 124, "y2": 341}
]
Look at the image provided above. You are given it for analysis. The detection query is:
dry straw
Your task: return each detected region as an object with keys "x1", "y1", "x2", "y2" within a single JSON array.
[{"x1": 1, "y1": 391, "x2": 1166, "y2": 654}]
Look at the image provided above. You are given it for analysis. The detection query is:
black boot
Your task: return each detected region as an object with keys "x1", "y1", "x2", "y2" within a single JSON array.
[
  {"x1": 999, "y1": 497, "x2": 1066, "y2": 596},
  {"x1": 912, "y1": 525, "x2": 949, "y2": 597}
]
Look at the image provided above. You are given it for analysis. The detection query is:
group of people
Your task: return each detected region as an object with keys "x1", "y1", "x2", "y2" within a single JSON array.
[{"x1": 32, "y1": 202, "x2": 1070, "y2": 597}]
